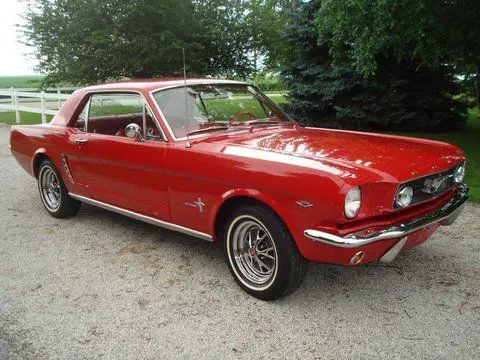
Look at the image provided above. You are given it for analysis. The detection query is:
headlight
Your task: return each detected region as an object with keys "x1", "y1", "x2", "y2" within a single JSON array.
[
  {"x1": 344, "y1": 187, "x2": 361, "y2": 218},
  {"x1": 395, "y1": 186, "x2": 413, "y2": 208},
  {"x1": 454, "y1": 162, "x2": 465, "y2": 183}
]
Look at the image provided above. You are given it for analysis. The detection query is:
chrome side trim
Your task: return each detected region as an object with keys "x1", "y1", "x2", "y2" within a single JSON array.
[
  {"x1": 69, "y1": 193, "x2": 213, "y2": 242},
  {"x1": 304, "y1": 184, "x2": 468, "y2": 248}
]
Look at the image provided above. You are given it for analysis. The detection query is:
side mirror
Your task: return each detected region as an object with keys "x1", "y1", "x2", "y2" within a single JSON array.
[{"x1": 125, "y1": 123, "x2": 144, "y2": 141}]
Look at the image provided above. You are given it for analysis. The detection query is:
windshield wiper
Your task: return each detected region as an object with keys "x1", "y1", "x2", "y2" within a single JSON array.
[{"x1": 187, "y1": 125, "x2": 228, "y2": 136}]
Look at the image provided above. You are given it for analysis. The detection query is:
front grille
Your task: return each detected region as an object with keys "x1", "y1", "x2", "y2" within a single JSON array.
[{"x1": 394, "y1": 166, "x2": 456, "y2": 209}]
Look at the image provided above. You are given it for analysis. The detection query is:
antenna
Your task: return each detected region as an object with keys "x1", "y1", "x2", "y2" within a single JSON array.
[{"x1": 183, "y1": 47, "x2": 191, "y2": 148}]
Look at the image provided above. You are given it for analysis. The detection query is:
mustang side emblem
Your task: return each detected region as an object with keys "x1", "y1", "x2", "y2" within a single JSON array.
[
  {"x1": 423, "y1": 175, "x2": 450, "y2": 194},
  {"x1": 185, "y1": 198, "x2": 205, "y2": 212}
]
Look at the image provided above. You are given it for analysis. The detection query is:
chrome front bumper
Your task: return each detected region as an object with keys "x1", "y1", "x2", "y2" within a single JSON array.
[{"x1": 304, "y1": 184, "x2": 468, "y2": 249}]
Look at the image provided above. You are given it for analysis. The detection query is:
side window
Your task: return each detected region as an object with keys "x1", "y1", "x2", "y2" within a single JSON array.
[{"x1": 85, "y1": 93, "x2": 163, "y2": 140}]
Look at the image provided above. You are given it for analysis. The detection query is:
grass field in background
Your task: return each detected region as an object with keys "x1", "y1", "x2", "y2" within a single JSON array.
[
  {"x1": 0, "y1": 112, "x2": 54, "y2": 125},
  {"x1": 0, "y1": 75, "x2": 44, "y2": 88}
]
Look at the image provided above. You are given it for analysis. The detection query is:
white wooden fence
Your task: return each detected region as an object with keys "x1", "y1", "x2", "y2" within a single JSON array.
[{"x1": 0, "y1": 87, "x2": 77, "y2": 124}]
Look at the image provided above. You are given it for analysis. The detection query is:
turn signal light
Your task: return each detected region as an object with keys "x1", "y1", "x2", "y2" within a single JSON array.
[{"x1": 349, "y1": 251, "x2": 365, "y2": 265}]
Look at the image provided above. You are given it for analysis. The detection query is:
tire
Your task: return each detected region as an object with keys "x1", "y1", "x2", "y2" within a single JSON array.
[
  {"x1": 223, "y1": 204, "x2": 308, "y2": 300},
  {"x1": 37, "y1": 159, "x2": 81, "y2": 218}
]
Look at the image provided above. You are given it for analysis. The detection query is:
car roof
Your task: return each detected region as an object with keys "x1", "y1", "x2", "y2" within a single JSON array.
[{"x1": 82, "y1": 78, "x2": 247, "y2": 93}]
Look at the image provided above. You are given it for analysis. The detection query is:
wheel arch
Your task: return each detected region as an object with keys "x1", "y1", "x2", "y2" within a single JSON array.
[
  {"x1": 32, "y1": 149, "x2": 49, "y2": 178},
  {"x1": 210, "y1": 189, "x2": 296, "y2": 243}
]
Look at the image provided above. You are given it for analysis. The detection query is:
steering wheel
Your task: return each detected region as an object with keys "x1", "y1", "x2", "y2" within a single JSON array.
[{"x1": 229, "y1": 111, "x2": 255, "y2": 124}]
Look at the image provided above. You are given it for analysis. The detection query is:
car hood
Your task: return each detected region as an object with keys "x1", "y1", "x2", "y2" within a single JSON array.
[{"x1": 218, "y1": 126, "x2": 465, "y2": 183}]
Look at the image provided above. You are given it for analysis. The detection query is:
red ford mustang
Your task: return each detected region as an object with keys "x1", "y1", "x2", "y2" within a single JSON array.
[{"x1": 9, "y1": 79, "x2": 468, "y2": 300}]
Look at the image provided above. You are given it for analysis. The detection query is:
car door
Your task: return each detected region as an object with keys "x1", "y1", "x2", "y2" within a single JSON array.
[
  {"x1": 74, "y1": 92, "x2": 170, "y2": 221},
  {"x1": 61, "y1": 101, "x2": 90, "y2": 195}
]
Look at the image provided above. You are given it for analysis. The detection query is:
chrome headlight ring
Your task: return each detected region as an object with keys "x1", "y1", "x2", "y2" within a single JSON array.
[
  {"x1": 396, "y1": 186, "x2": 413, "y2": 208},
  {"x1": 345, "y1": 187, "x2": 361, "y2": 219}
]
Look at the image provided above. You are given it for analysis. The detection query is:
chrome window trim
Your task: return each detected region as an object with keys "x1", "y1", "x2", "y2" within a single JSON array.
[
  {"x1": 148, "y1": 80, "x2": 247, "y2": 94},
  {"x1": 72, "y1": 97, "x2": 91, "y2": 133},
  {"x1": 85, "y1": 97, "x2": 91, "y2": 133},
  {"x1": 69, "y1": 193, "x2": 213, "y2": 242},
  {"x1": 74, "y1": 89, "x2": 168, "y2": 142},
  {"x1": 142, "y1": 102, "x2": 147, "y2": 138},
  {"x1": 254, "y1": 87, "x2": 295, "y2": 123}
]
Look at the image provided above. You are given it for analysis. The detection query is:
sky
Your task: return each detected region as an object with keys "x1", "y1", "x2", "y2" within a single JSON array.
[{"x1": 0, "y1": 0, "x2": 38, "y2": 75}]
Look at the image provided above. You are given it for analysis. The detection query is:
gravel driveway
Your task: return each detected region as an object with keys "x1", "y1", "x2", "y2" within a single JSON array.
[{"x1": 0, "y1": 123, "x2": 479, "y2": 359}]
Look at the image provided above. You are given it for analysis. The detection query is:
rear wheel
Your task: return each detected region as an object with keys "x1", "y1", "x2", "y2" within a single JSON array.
[
  {"x1": 38, "y1": 159, "x2": 81, "y2": 218},
  {"x1": 223, "y1": 204, "x2": 308, "y2": 300}
]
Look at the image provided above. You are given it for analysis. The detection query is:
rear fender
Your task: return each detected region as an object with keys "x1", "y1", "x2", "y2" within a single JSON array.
[{"x1": 32, "y1": 148, "x2": 48, "y2": 178}]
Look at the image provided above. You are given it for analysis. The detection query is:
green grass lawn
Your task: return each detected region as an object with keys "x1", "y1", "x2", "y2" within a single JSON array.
[
  {"x1": 201, "y1": 94, "x2": 285, "y2": 121},
  {"x1": 0, "y1": 75, "x2": 44, "y2": 88},
  {"x1": 0, "y1": 112, "x2": 53, "y2": 125}
]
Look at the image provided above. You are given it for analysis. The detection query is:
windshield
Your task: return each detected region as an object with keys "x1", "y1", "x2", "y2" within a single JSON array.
[{"x1": 152, "y1": 84, "x2": 291, "y2": 139}]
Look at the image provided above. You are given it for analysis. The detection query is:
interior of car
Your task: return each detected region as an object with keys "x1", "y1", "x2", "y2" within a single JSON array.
[
  {"x1": 75, "y1": 113, "x2": 160, "y2": 138},
  {"x1": 72, "y1": 93, "x2": 163, "y2": 140}
]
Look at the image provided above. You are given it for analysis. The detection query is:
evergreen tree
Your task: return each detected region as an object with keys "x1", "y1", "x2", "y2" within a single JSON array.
[{"x1": 281, "y1": 0, "x2": 466, "y2": 131}]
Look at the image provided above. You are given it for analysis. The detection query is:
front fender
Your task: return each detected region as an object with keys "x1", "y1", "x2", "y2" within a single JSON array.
[
  {"x1": 208, "y1": 186, "x2": 346, "y2": 264},
  {"x1": 209, "y1": 188, "x2": 299, "y2": 241}
]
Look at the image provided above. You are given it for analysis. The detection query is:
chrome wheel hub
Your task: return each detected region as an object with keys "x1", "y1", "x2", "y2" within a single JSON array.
[
  {"x1": 231, "y1": 218, "x2": 278, "y2": 286},
  {"x1": 40, "y1": 167, "x2": 61, "y2": 211}
]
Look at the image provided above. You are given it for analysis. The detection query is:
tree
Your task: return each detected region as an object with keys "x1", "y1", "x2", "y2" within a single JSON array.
[
  {"x1": 22, "y1": 0, "x2": 201, "y2": 84},
  {"x1": 316, "y1": 0, "x2": 480, "y2": 110},
  {"x1": 22, "y1": 0, "x2": 258, "y2": 84},
  {"x1": 281, "y1": 0, "x2": 466, "y2": 131},
  {"x1": 193, "y1": 0, "x2": 253, "y2": 78},
  {"x1": 243, "y1": 0, "x2": 296, "y2": 77},
  {"x1": 21, "y1": 0, "x2": 296, "y2": 85}
]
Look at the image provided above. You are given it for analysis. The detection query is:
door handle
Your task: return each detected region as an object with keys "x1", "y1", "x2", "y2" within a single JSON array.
[{"x1": 74, "y1": 138, "x2": 88, "y2": 144}]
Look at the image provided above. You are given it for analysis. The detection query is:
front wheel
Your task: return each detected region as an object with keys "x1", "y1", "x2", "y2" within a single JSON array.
[
  {"x1": 38, "y1": 159, "x2": 81, "y2": 218},
  {"x1": 223, "y1": 204, "x2": 308, "y2": 300}
]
